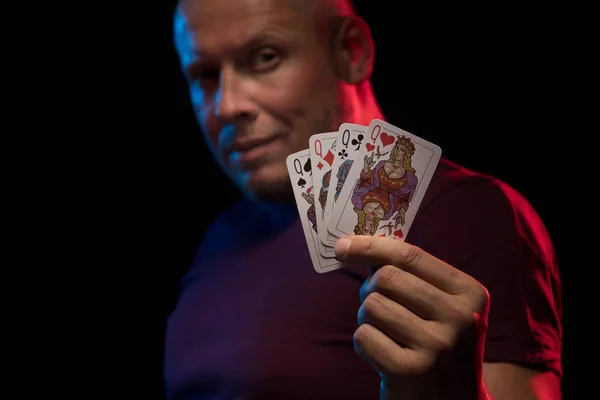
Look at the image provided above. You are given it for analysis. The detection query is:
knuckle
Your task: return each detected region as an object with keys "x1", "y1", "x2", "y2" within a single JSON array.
[
  {"x1": 435, "y1": 300, "x2": 485, "y2": 349},
  {"x1": 462, "y1": 280, "x2": 491, "y2": 315},
  {"x1": 445, "y1": 299, "x2": 478, "y2": 332},
  {"x1": 408, "y1": 353, "x2": 436, "y2": 376},
  {"x1": 398, "y1": 242, "x2": 422, "y2": 267},
  {"x1": 457, "y1": 309, "x2": 478, "y2": 328},
  {"x1": 373, "y1": 265, "x2": 401, "y2": 291},
  {"x1": 364, "y1": 236, "x2": 384, "y2": 257},
  {"x1": 363, "y1": 292, "x2": 383, "y2": 314},
  {"x1": 358, "y1": 293, "x2": 383, "y2": 325},
  {"x1": 472, "y1": 283, "x2": 490, "y2": 311},
  {"x1": 353, "y1": 323, "x2": 371, "y2": 351},
  {"x1": 417, "y1": 326, "x2": 448, "y2": 352},
  {"x1": 430, "y1": 330, "x2": 456, "y2": 354},
  {"x1": 447, "y1": 300, "x2": 469, "y2": 321}
]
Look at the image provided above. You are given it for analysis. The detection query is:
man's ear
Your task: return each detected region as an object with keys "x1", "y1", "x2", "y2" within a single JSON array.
[{"x1": 331, "y1": 16, "x2": 375, "y2": 84}]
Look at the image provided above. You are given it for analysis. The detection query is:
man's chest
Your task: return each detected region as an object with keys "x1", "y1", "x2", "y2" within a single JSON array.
[{"x1": 164, "y1": 234, "x2": 378, "y2": 399}]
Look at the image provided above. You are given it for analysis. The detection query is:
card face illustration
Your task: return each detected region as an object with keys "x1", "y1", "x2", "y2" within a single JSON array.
[
  {"x1": 327, "y1": 119, "x2": 442, "y2": 241},
  {"x1": 323, "y1": 123, "x2": 367, "y2": 244},
  {"x1": 308, "y1": 131, "x2": 338, "y2": 257},
  {"x1": 286, "y1": 149, "x2": 342, "y2": 273}
]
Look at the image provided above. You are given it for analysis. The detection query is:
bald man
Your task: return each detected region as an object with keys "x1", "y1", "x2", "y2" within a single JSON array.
[{"x1": 166, "y1": 1, "x2": 563, "y2": 399}]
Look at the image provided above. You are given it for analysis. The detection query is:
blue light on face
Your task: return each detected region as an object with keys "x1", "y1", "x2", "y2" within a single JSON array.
[
  {"x1": 228, "y1": 150, "x2": 252, "y2": 191},
  {"x1": 217, "y1": 124, "x2": 235, "y2": 152}
]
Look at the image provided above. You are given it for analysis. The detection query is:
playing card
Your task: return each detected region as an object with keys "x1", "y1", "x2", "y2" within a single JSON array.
[
  {"x1": 323, "y1": 123, "x2": 367, "y2": 243},
  {"x1": 286, "y1": 149, "x2": 343, "y2": 273},
  {"x1": 308, "y1": 131, "x2": 338, "y2": 258},
  {"x1": 327, "y1": 119, "x2": 442, "y2": 240}
]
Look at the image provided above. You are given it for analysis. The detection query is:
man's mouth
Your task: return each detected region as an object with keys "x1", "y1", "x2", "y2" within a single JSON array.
[{"x1": 227, "y1": 135, "x2": 281, "y2": 167}]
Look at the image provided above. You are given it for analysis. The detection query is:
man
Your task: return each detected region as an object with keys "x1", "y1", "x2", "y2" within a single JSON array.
[{"x1": 165, "y1": 0, "x2": 563, "y2": 399}]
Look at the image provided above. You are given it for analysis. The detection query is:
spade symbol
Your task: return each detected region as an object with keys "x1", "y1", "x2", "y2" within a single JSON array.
[
  {"x1": 297, "y1": 177, "x2": 307, "y2": 188},
  {"x1": 351, "y1": 134, "x2": 364, "y2": 151},
  {"x1": 303, "y1": 158, "x2": 312, "y2": 175}
]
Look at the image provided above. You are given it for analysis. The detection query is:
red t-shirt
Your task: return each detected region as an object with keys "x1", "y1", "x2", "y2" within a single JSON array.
[{"x1": 164, "y1": 157, "x2": 562, "y2": 399}]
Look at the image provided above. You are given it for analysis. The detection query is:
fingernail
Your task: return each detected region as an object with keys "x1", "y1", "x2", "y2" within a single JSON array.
[{"x1": 335, "y1": 238, "x2": 351, "y2": 260}]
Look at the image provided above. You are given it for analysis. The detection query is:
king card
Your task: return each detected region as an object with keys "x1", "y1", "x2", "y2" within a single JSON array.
[{"x1": 327, "y1": 119, "x2": 442, "y2": 241}]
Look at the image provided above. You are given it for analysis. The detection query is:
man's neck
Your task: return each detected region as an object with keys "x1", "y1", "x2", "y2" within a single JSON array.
[
  {"x1": 338, "y1": 80, "x2": 385, "y2": 126},
  {"x1": 248, "y1": 197, "x2": 300, "y2": 228}
]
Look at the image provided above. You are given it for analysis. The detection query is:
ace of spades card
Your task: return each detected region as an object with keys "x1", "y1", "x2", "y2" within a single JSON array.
[
  {"x1": 323, "y1": 123, "x2": 367, "y2": 243},
  {"x1": 286, "y1": 149, "x2": 342, "y2": 273},
  {"x1": 308, "y1": 131, "x2": 338, "y2": 257},
  {"x1": 327, "y1": 119, "x2": 442, "y2": 241}
]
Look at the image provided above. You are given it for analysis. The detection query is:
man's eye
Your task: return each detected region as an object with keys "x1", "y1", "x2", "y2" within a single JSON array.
[
  {"x1": 197, "y1": 68, "x2": 220, "y2": 82},
  {"x1": 251, "y1": 48, "x2": 280, "y2": 71},
  {"x1": 189, "y1": 68, "x2": 220, "y2": 92}
]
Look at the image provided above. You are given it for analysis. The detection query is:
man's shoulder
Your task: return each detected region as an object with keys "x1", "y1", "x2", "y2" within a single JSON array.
[
  {"x1": 428, "y1": 157, "x2": 496, "y2": 192},
  {"x1": 415, "y1": 157, "x2": 554, "y2": 262},
  {"x1": 423, "y1": 157, "x2": 529, "y2": 213}
]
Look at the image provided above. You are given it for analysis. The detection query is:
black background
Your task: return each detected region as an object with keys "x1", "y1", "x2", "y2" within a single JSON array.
[{"x1": 33, "y1": 2, "x2": 590, "y2": 398}]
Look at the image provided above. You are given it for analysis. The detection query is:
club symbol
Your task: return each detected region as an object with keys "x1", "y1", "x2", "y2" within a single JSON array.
[
  {"x1": 337, "y1": 149, "x2": 348, "y2": 160},
  {"x1": 351, "y1": 134, "x2": 364, "y2": 151}
]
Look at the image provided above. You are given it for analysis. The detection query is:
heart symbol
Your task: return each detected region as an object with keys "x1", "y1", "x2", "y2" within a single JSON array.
[
  {"x1": 366, "y1": 143, "x2": 375, "y2": 152},
  {"x1": 393, "y1": 229, "x2": 403, "y2": 238},
  {"x1": 380, "y1": 132, "x2": 395, "y2": 147}
]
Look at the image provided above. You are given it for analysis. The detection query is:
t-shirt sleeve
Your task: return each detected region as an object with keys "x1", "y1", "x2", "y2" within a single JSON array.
[{"x1": 409, "y1": 177, "x2": 563, "y2": 377}]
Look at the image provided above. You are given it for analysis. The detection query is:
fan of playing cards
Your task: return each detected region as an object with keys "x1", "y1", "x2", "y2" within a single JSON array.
[{"x1": 286, "y1": 119, "x2": 442, "y2": 273}]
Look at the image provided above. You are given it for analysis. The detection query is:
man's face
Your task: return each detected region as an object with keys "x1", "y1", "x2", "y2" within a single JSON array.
[{"x1": 175, "y1": 0, "x2": 341, "y2": 201}]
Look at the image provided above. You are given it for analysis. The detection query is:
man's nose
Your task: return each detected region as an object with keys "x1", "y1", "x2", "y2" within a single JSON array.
[{"x1": 215, "y1": 67, "x2": 256, "y2": 124}]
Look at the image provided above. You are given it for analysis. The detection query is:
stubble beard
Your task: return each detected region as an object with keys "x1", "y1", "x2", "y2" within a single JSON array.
[{"x1": 248, "y1": 100, "x2": 346, "y2": 204}]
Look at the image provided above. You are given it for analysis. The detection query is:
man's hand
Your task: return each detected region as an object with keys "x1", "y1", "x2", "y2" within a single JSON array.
[{"x1": 335, "y1": 236, "x2": 491, "y2": 400}]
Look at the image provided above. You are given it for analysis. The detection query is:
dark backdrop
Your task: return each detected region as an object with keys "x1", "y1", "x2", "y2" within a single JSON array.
[{"x1": 71, "y1": 2, "x2": 587, "y2": 399}]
